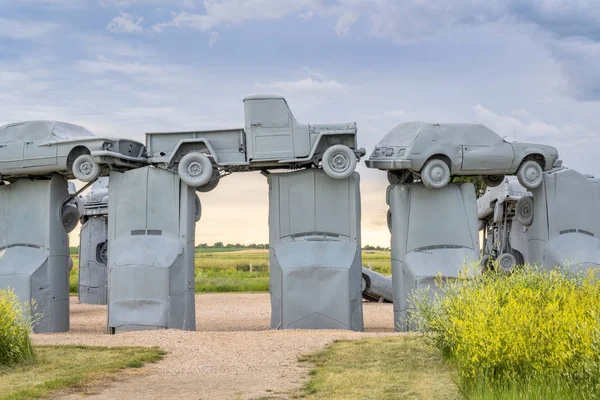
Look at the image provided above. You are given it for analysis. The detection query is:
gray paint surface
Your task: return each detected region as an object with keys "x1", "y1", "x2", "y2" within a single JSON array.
[
  {"x1": 388, "y1": 182, "x2": 479, "y2": 331},
  {"x1": 0, "y1": 175, "x2": 70, "y2": 333},
  {"x1": 361, "y1": 267, "x2": 393, "y2": 303},
  {"x1": 78, "y1": 216, "x2": 108, "y2": 304},
  {"x1": 106, "y1": 167, "x2": 196, "y2": 333},
  {"x1": 268, "y1": 169, "x2": 363, "y2": 331}
]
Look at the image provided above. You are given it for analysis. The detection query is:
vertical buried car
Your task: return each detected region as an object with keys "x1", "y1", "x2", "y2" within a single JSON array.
[
  {"x1": 0, "y1": 121, "x2": 146, "y2": 183},
  {"x1": 146, "y1": 95, "x2": 365, "y2": 191},
  {"x1": 365, "y1": 122, "x2": 560, "y2": 189}
]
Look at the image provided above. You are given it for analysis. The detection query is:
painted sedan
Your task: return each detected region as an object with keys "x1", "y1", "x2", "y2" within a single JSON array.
[
  {"x1": 365, "y1": 121, "x2": 561, "y2": 189},
  {"x1": 0, "y1": 121, "x2": 146, "y2": 183}
]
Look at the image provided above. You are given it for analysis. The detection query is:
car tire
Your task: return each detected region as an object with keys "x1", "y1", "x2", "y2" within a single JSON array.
[
  {"x1": 72, "y1": 154, "x2": 100, "y2": 182},
  {"x1": 482, "y1": 175, "x2": 505, "y2": 187},
  {"x1": 517, "y1": 160, "x2": 543, "y2": 189},
  {"x1": 361, "y1": 273, "x2": 371, "y2": 292},
  {"x1": 481, "y1": 255, "x2": 492, "y2": 272},
  {"x1": 421, "y1": 158, "x2": 450, "y2": 189},
  {"x1": 387, "y1": 209, "x2": 392, "y2": 234},
  {"x1": 178, "y1": 152, "x2": 214, "y2": 188},
  {"x1": 194, "y1": 194, "x2": 202, "y2": 222},
  {"x1": 195, "y1": 170, "x2": 220, "y2": 193},
  {"x1": 496, "y1": 253, "x2": 517, "y2": 273},
  {"x1": 515, "y1": 196, "x2": 534, "y2": 226},
  {"x1": 61, "y1": 203, "x2": 80, "y2": 233},
  {"x1": 387, "y1": 171, "x2": 413, "y2": 185},
  {"x1": 322, "y1": 144, "x2": 357, "y2": 180},
  {"x1": 97, "y1": 241, "x2": 108, "y2": 265}
]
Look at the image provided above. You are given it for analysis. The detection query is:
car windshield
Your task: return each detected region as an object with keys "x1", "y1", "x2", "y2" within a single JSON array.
[
  {"x1": 377, "y1": 122, "x2": 423, "y2": 147},
  {"x1": 52, "y1": 122, "x2": 95, "y2": 139}
]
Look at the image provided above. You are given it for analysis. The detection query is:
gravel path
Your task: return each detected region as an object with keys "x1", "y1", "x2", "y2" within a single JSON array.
[{"x1": 34, "y1": 294, "x2": 397, "y2": 400}]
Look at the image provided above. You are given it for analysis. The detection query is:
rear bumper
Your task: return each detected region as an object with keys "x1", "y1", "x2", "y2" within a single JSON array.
[{"x1": 365, "y1": 159, "x2": 412, "y2": 170}]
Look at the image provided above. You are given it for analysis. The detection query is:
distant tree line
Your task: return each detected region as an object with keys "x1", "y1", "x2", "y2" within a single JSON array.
[{"x1": 194, "y1": 243, "x2": 391, "y2": 251}]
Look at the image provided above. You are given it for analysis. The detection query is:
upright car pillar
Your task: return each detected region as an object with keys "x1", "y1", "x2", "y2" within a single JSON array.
[
  {"x1": 106, "y1": 167, "x2": 198, "y2": 333},
  {"x1": 0, "y1": 176, "x2": 71, "y2": 333},
  {"x1": 268, "y1": 169, "x2": 364, "y2": 331}
]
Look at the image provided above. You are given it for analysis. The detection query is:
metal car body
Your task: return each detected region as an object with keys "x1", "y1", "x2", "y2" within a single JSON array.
[
  {"x1": 145, "y1": 95, "x2": 365, "y2": 188},
  {"x1": 0, "y1": 121, "x2": 146, "y2": 181},
  {"x1": 366, "y1": 121, "x2": 560, "y2": 182},
  {"x1": 81, "y1": 177, "x2": 109, "y2": 217}
]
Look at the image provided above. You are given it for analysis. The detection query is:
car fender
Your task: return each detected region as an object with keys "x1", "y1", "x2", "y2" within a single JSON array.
[
  {"x1": 309, "y1": 131, "x2": 358, "y2": 159},
  {"x1": 512, "y1": 145, "x2": 552, "y2": 170},
  {"x1": 412, "y1": 145, "x2": 463, "y2": 173},
  {"x1": 167, "y1": 138, "x2": 220, "y2": 167}
]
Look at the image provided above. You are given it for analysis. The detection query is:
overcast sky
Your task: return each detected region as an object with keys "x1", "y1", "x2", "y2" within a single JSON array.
[{"x1": 1, "y1": 0, "x2": 599, "y2": 246}]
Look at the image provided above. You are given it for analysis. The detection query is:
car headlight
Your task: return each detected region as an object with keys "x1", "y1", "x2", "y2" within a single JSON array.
[
  {"x1": 398, "y1": 148, "x2": 406, "y2": 157},
  {"x1": 102, "y1": 141, "x2": 114, "y2": 151},
  {"x1": 372, "y1": 148, "x2": 381, "y2": 158}
]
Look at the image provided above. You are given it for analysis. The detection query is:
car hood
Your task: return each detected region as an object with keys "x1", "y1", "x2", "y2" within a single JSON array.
[
  {"x1": 376, "y1": 121, "x2": 426, "y2": 147},
  {"x1": 46, "y1": 136, "x2": 144, "y2": 146}
]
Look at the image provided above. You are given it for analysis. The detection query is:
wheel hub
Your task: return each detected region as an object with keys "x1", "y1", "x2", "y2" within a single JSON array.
[
  {"x1": 330, "y1": 153, "x2": 350, "y2": 172},
  {"x1": 525, "y1": 166, "x2": 540, "y2": 182},
  {"x1": 187, "y1": 161, "x2": 204, "y2": 177},
  {"x1": 80, "y1": 161, "x2": 92, "y2": 175},
  {"x1": 430, "y1": 166, "x2": 445, "y2": 183}
]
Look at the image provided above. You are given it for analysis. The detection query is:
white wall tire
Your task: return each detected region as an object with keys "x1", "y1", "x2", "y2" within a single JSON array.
[
  {"x1": 515, "y1": 196, "x2": 534, "y2": 226},
  {"x1": 517, "y1": 160, "x2": 543, "y2": 189},
  {"x1": 61, "y1": 203, "x2": 80, "y2": 233},
  {"x1": 496, "y1": 253, "x2": 517, "y2": 273},
  {"x1": 322, "y1": 145, "x2": 357, "y2": 180},
  {"x1": 421, "y1": 158, "x2": 450, "y2": 189},
  {"x1": 178, "y1": 152, "x2": 214, "y2": 188},
  {"x1": 72, "y1": 154, "x2": 100, "y2": 182}
]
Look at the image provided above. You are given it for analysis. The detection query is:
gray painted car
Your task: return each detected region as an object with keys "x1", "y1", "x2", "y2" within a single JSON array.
[
  {"x1": 0, "y1": 121, "x2": 146, "y2": 183},
  {"x1": 365, "y1": 121, "x2": 561, "y2": 190},
  {"x1": 146, "y1": 95, "x2": 365, "y2": 190}
]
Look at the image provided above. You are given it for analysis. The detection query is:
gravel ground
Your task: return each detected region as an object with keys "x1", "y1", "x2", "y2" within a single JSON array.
[{"x1": 34, "y1": 294, "x2": 397, "y2": 400}]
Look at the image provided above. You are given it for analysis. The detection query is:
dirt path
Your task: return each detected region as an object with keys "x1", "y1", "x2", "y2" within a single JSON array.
[{"x1": 34, "y1": 294, "x2": 397, "y2": 400}]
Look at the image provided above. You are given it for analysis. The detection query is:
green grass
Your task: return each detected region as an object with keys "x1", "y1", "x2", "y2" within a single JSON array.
[
  {"x1": 0, "y1": 345, "x2": 165, "y2": 400},
  {"x1": 69, "y1": 249, "x2": 392, "y2": 295},
  {"x1": 0, "y1": 290, "x2": 35, "y2": 366},
  {"x1": 300, "y1": 336, "x2": 461, "y2": 400}
]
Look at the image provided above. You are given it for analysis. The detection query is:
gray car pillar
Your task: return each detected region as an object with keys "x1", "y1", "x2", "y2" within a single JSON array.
[
  {"x1": 106, "y1": 166, "x2": 197, "y2": 333},
  {"x1": 268, "y1": 169, "x2": 364, "y2": 331},
  {"x1": 388, "y1": 182, "x2": 479, "y2": 331},
  {"x1": 78, "y1": 216, "x2": 108, "y2": 304},
  {"x1": 0, "y1": 176, "x2": 70, "y2": 333}
]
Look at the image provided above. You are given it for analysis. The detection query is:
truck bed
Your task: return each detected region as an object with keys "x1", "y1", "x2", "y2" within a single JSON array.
[{"x1": 146, "y1": 128, "x2": 246, "y2": 165}]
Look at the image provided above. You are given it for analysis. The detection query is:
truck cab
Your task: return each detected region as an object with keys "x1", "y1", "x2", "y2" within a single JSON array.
[{"x1": 243, "y1": 95, "x2": 310, "y2": 161}]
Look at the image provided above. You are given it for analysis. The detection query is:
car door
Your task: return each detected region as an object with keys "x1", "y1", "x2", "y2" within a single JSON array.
[
  {"x1": 0, "y1": 123, "x2": 25, "y2": 172},
  {"x1": 249, "y1": 99, "x2": 294, "y2": 160},
  {"x1": 460, "y1": 126, "x2": 514, "y2": 173},
  {"x1": 22, "y1": 122, "x2": 57, "y2": 168}
]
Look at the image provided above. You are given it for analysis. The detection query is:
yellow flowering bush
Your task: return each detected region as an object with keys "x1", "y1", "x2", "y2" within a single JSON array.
[
  {"x1": 410, "y1": 265, "x2": 600, "y2": 395},
  {"x1": 0, "y1": 289, "x2": 35, "y2": 366}
]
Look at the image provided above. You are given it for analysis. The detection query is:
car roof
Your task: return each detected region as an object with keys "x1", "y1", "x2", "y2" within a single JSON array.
[
  {"x1": 379, "y1": 121, "x2": 500, "y2": 146},
  {"x1": 0, "y1": 121, "x2": 93, "y2": 140}
]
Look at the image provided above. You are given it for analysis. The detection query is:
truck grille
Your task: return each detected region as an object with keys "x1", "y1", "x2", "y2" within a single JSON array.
[{"x1": 118, "y1": 141, "x2": 144, "y2": 157}]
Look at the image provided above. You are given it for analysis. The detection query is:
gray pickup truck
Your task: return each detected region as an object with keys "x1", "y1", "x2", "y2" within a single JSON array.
[{"x1": 146, "y1": 95, "x2": 365, "y2": 190}]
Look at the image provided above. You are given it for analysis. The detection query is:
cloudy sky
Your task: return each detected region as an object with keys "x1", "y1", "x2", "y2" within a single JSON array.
[{"x1": 1, "y1": 0, "x2": 599, "y2": 246}]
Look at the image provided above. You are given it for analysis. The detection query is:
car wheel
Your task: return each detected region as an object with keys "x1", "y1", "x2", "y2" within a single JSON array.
[
  {"x1": 517, "y1": 160, "x2": 543, "y2": 189},
  {"x1": 97, "y1": 241, "x2": 108, "y2": 265},
  {"x1": 72, "y1": 154, "x2": 100, "y2": 182},
  {"x1": 61, "y1": 203, "x2": 80, "y2": 233},
  {"x1": 361, "y1": 273, "x2": 371, "y2": 292},
  {"x1": 322, "y1": 144, "x2": 357, "y2": 180},
  {"x1": 421, "y1": 158, "x2": 450, "y2": 189},
  {"x1": 515, "y1": 196, "x2": 534, "y2": 226},
  {"x1": 178, "y1": 152, "x2": 214, "y2": 188},
  {"x1": 387, "y1": 209, "x2": 392, "y2": 234},
  {"x1": 194, "y1": 194, "x2": 202, "y2": 222},
  {"x1": 496, "y1": 253, "x2": 517, "y2": 273},
  {"x1": 481, "y1": 255, "x2": 493, "y2": 272},
  {"x1": 482, "y1": 175, "x2": 505, "y2": 187},
  {"x1": 195, "y1": 170, "x2": 220, "y2": 193}
]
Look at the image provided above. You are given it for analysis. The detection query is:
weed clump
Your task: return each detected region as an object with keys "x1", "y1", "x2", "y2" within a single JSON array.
[
  {"x1": 0, "y1": 289, "x2": 35, "y2": 366},
  {"x1": 410, "y1": 265, "x2": 600, "y2": 398}
]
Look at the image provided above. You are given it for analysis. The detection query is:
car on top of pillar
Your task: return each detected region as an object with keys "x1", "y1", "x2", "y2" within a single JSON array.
[
  {"x1": 145, "y1": 95, "x2": 366, "y2": 191},
  {"x1": 365, "y1": 121, "x2": 561, "y2": 190},
  {"x1": 0, "y1": 121, "x2": 147, "y2": 183}
]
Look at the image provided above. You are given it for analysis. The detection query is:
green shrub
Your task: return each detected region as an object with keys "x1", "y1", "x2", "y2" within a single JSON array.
[
  {"x1": 410, "y1": 265, "x2": 600, "y2": 398},
  {"x1": 0, "y1": 289, "x2": 35, "y2": 366}
]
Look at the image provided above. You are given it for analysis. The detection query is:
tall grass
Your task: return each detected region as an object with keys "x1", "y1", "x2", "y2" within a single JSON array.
[
  {"x1": 410, "y1": 265, "x2": 600, "y2": 399},
  {"x1": 0, "y1": 289, "x2": 35, "y2": 366}
]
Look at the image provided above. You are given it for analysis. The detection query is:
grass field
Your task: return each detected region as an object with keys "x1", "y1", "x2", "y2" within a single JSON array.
[
  {"x1": 0, "y1": 345, "x2": 164, "y2": 400},
  {"x1": 300, "y1": 336, "x2": 460, "y2": 399},
  {"x1": 69, "y1": 248, "x2": 391, "y2": 295}
]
